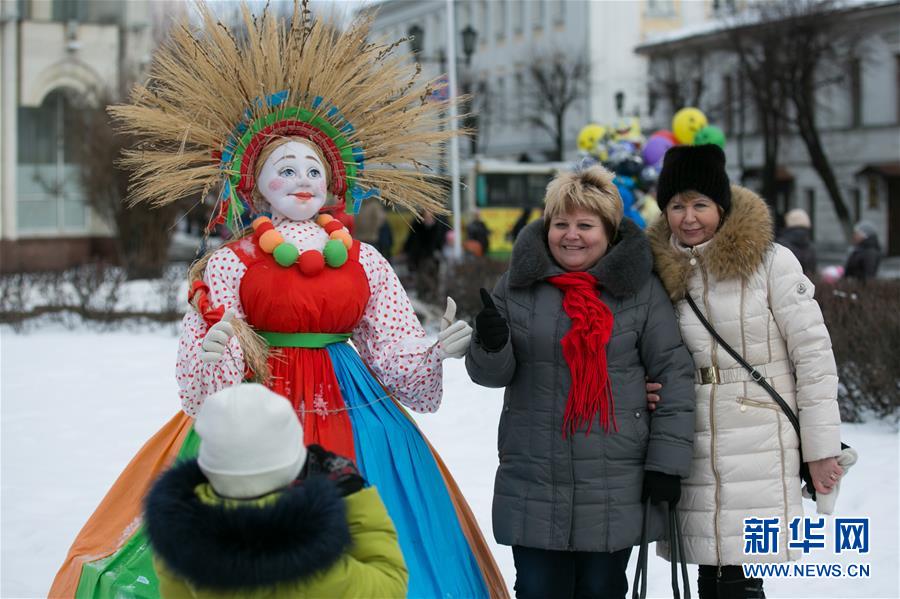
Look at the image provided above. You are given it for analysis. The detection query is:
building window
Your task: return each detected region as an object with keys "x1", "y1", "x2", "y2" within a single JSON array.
[
  {"x1": 552, "y1": 0, "x2": 565, "y2": 25},
  {"x1": 723, "y1": 74, "x2": 734, "y2": 134},
  {"x1": 805, "y1": 188, "x2": 815, "y2": 240},
  {"x1": 495, "y1": 0, "x2": 506, "y2": 40},
  {"x1": 478, "y1": 1, "x2": 489, "y2": 42},
  {"x1": 646, "y1": 0, "x2": 675, "y2": 17},
  {"x1": 533, "y1": 0, "x2": 545, "y2": 30},
  {"x1": 496, "y1": 76, "x2": 506, "y2": 126},
  {"x1": 16, "y1": 89, "x2": 88, "y2": 232},
  {"x1": 895, "y1": 55, "x2": 900, "y2": 123},
  {"x1": 851, "y1": 187, "x2": 862, "y2": 221},
  {"x1": 513, "y1": 1, "x2": 523, "y2": 34},
  {"x1": 849, "y1": 58, "x2": 862, "y2": 127},
  {"x1": 515, "y1": 70, "x2": 525, "y2": 119}
]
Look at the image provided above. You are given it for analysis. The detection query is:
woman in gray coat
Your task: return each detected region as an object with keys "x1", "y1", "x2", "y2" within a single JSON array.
[{"x1": 466, "y1": 166, "x2": 696, "y2": 599}]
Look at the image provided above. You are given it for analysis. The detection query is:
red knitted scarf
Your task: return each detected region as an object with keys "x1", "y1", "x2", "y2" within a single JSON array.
[{"x1": 548, "y1": 271, "x2": 617, "y2": 437}]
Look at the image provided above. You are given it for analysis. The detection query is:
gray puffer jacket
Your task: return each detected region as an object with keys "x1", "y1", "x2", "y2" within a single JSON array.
[{"x1": 466, "y1": 218, "x2": 696, "y2": 552}]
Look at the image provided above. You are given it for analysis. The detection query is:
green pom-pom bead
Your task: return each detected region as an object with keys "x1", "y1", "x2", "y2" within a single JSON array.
[
  {"x1": 273, "y1": 242, "x2": 299, "y2": 267},
  {"x1": 323, "y1": 239, "x2": 348, "y2": 267}
]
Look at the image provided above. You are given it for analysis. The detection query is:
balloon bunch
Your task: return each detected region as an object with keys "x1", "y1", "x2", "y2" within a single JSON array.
[
  {"x1": 642, "y1": 107, "x2": 726, "y2": 172},
  {"x1": 575, "y1": 118, "x2": 661, "y2": 228}
]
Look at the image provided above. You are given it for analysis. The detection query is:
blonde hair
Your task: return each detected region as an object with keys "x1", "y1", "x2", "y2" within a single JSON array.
[
  {"x1": 544, "y1": 165, "x2": 623, "y2": 240},
  {"x1": 251, "y1": 136, "x2": 332, "y2": 212}
]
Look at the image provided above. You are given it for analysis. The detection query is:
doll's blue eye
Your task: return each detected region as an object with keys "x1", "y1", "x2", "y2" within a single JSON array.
[{"x1": 279, "y1": 167, "x2": 296, "y2": 177}]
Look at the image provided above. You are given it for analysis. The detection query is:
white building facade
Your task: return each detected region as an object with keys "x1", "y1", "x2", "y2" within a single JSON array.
[
  {"x1": 0, "y1": 0, "x2": 159, "y2": 272},
  {"x1": 637, "y1": 1, "x2": 900, "y2": 254}
]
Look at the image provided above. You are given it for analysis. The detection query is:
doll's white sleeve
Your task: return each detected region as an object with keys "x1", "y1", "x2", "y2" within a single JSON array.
[
  {"x1": 175, "y1": 248, "x2": 248, "y2": 416},
  {"x1": 353, "y1": 243, "x2": 444, "y2": 413}
]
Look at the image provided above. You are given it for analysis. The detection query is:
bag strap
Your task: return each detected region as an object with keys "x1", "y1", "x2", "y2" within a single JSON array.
[
  {"x1": 685, "y1": 293, "x2": 849, "y2": 503},
  {"x1": 684, "y1": 294, "x2": 801, "y2": 438},
  {"x1": 632, "y1": 500, "x2": 692, "y2": 599},
  {"x1": 631, "y1": 501, "x2": 650, "y2": 599},
  {"x1": 668, "y1": 504, "x2": 691, "y2": 599}
]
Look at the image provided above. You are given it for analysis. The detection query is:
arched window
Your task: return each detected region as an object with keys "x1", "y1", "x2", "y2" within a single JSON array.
[{"x1": 17, "y1": 88, "x2": 87, "y2": 232}]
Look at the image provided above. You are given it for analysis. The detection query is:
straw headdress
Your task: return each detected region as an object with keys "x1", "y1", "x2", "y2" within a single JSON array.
[{"x1": 110, "y1": 0, "x2": 456, "y2": 231}]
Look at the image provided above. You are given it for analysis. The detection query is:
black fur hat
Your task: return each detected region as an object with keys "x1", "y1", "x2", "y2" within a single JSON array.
[{"x1": 656, "y1": 144, "x2": 731, "y2": 213}]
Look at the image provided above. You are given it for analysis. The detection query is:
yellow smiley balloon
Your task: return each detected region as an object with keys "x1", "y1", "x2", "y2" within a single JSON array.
[
  {"x1": 577, "y1": 124, "x2": 606, "y2": 153},
  {"x1": 672, "y1": 107, "x2": 708, "y2": 145}
]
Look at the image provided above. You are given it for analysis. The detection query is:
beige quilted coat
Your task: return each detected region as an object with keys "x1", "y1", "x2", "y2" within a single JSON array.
[{"x1": 648, "y1": 186, "x2": 842, "y2": 565}]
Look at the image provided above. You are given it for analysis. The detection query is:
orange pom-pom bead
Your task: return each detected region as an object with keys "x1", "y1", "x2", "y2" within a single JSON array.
[
  {"x1": 298, "y1": 249, "x2": 325, "y2": 276},
  {"x1": 324, "y1": 220, "x2": 344, "y2": 235},
  {"x1": 259, "y1": 229, "x2": 283, "y2": 253},
  {"x1": 251, "y1": 216, "x2": 272, "y2": 230},
  {"x1": 316, "y1": 214, "x2": 334, "y2": 227},
  {"x1": 330, "y1": 229, "x2": 352, "y2": 249}
]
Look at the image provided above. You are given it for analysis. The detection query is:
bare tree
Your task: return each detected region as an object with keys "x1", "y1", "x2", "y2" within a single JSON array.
[
  {"x1": 649, "y1": 50, "x2": 709, "y2": 113},
  {"x1": 726, "y1": 14, "x2": 790, "y2": 207},
  {"x1": 73, "y1": 87, "x2": 188, "y2": 280},
  {"x1": 727, "y1": 0, "x2": 861, "y2": 240},
  {"x1": 524, "y1": 51, "x2": 590, "y2": 161}
]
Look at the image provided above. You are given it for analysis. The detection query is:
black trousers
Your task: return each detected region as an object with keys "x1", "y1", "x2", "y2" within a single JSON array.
[{"x1": 512, "y1": 545, "x2": 633, "y2": 599}]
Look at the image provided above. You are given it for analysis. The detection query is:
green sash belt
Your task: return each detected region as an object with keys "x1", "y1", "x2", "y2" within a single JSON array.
[{"x1": 256, "y1": 331, "x2": 352, "y2": 348}]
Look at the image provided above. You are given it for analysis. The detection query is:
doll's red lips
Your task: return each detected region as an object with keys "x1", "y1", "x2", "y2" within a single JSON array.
[{"x1": 293, "y1": 192, "x2": 313, "y2": 200}]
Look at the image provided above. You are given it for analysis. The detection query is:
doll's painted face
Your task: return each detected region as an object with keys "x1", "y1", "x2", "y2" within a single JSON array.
[{"x1": 257, "y1": 140, "x2": 328, "y2": 221}]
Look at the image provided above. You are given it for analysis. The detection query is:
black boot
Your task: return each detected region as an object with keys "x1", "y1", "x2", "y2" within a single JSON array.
[
  {"x1": 717, "y1": 566, "x2": 765, "y2": 599},
  {"x1": 697, "y1": 565, "x2": 718, "y2": 599}
]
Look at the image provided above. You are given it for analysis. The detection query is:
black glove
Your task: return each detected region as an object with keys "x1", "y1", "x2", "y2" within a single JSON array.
[
  {"x1": 300, "y1": 444, "x2": 366, "y2": 496},
  {"x1": 642, "y1": 470, "x2": 681, "y2": 506},
  {"x1": 475, "y1": 288, "x2": 509, "y2": 352}
]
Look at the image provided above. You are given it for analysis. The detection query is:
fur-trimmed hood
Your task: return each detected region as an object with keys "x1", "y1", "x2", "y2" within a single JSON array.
[
  {"x1": 144, "y1": 459, "x2": 351, "y2": 592},
  {"x1": 647, "y1": 185, "x2": 773, "y2": 301},
  {"x1": 509, "y1": 216, "x2": 653, "y2": 297}
]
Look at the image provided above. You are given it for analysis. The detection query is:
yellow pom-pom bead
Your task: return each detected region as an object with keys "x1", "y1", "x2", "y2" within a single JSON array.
[
  {"x1": 330, "y1": 229, "x2": 352, "y2": 249},
  {"x1": 259, "y1": 229, "x2": 284, "y2": 253},
  {"x1": 316, "y1": 214, "x2": 334, "y2": 227},
  {"x1": 251, "y1": 215, "x2": 271, "y2": 230}
]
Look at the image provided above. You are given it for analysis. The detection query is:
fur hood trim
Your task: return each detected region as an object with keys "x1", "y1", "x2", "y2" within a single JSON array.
[
  {"x1": 647, "y1": 185, "x2": 773, "y2": 301},
  {"x1": 144, "y1": 459, "x2": 351, "y2": 591},
  {"x1": 509, "y1": 216, "x2": 652, "y2": 297}
]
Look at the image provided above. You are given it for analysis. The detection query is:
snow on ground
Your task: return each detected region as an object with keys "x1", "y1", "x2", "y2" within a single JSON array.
[{"x1": 1, "y1": 326, "x2": 897, "y2": 598}]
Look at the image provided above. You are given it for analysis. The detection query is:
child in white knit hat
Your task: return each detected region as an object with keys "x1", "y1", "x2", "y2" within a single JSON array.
[{"x1": 144, "y1": 383, "x2": 407, "y2": 598}]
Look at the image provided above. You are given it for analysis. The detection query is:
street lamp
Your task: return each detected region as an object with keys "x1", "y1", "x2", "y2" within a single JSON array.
[
  {"x1": 461, "y1": 25, "x2": 477, "y2": 66},
  {"x1": 406, "y1": 23, "x2": 477, "y2": 66},
  {"x1": 406, "y1": 16, "x2": 479, "y2": 259}
]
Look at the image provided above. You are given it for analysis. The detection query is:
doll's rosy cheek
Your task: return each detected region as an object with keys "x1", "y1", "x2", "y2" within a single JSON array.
[{"x1": 267, "y1": 179, "x2": 284, "y2": 192}]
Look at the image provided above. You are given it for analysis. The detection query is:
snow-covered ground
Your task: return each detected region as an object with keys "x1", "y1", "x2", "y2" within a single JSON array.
[{"x1": 1, "y1": 326, "x2": 897, "y2": 598}]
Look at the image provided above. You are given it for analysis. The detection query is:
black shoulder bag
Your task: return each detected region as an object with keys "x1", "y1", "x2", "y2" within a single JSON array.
[{"x1": 685, "y1": 293, "x2": 848, "y2": 501}]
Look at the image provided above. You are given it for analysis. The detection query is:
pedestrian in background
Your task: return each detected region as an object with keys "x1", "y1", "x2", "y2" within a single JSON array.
[
  {"x1": 777, "y1": 208, "x2": 818, "y2": 278},
  {"x1": 844, "y1": 220, "x2": 882, "y2": 282}
]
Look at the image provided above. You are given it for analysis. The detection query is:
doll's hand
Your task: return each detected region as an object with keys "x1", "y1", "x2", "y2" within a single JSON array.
[
  {"x1": 200, "y1": 310, "x2": 236, "y2": 364},
  {"x1": 437, "y1": 297, "x2": 472, "y2": 359}
]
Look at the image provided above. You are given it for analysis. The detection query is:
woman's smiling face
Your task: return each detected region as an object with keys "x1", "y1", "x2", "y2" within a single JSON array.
[
  {"x1": 257, "y1": 140, "x2": 328, "y2": 221},
  {"x1": 666, "y1": 192, "x2": 722, "y2": 247},
  {"x1": 547, "y1": 208, "x2": 610, "y2": 272}
]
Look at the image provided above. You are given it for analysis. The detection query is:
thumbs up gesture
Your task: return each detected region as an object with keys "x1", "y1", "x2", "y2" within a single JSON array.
[
  {"x1": 475, "y1": 288, "x2": 509, "y2": 352},
  {"x1": 200, "y1": 310, "x2": 236, "y2": 364},
  {"x1": 437, "y1": 297, "x2": 473, "y2": 360}
]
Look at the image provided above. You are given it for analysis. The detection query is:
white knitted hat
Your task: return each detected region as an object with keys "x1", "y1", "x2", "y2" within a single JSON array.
[
  {"x1": 195, "y1": 384, "x2": 307, "y2": 499},
  {"x1": 784, "y1": 208, "x2": 811, "y2": 229}
]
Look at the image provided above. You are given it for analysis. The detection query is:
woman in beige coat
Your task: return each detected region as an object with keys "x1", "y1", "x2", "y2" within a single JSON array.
[{"x1": 648, "y1": 145, "x2": 844, "y2": 599}]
